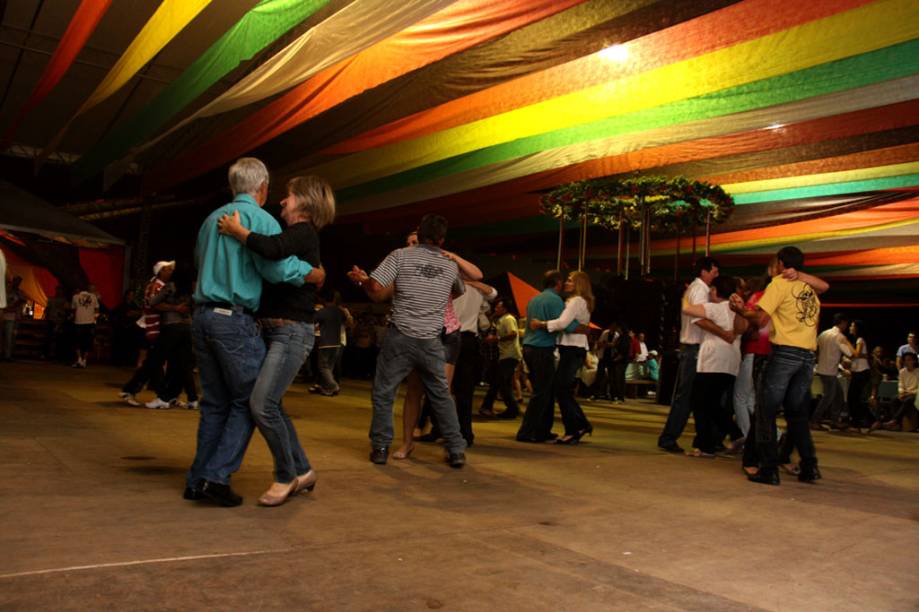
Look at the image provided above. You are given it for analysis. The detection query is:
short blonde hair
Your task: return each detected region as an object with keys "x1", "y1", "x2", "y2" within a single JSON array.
[
  {"x1": 228, "y1": 157, "x2": 269, "y2": 196},
  {"x1": 569, "y1": 270, "x2": 595, "y2": 313},
  {"x1": 287, "y1": 175, "x2": 335, "y2": 230}
]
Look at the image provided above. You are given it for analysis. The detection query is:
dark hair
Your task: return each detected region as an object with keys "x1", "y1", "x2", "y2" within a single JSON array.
[
  {"x1": 776, "y1": 246, "x2": 804, "y2": 270},
  {"x1": 712, "y1": 275, "x2": 737, "y2": 299},
  {"x1": 746, "y1": 275, "x2": 766, "y2": 294},
  {"x1": 850, "y1": 319, "x2": 863, "y2": 336},
  {"x1": 171, "y1": 262, "x2": 195, "y2": 296},
  {"x1": 904, "y1": 352, "x2": 917, "y2": 365},
  {"x1": 493, "y1": 296, "x2": 516, "y2": 316},
  {"x1": 417, "y1": 214, "x2": 448, "y2": 244},
  {"x1": 543, "y1": 270, "x2": 563, "y2": 289},
  {"x1": 833, "y1": 312, "x2": 849, "y2": 326},
  {"x1": 693, "y1": 256, "x2": 719, "y2": 277}
]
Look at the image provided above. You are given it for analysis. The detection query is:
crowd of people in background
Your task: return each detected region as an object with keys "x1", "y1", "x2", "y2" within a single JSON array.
[{"x1": 2, "y1": 156, "x2": 917, "y2": 506}]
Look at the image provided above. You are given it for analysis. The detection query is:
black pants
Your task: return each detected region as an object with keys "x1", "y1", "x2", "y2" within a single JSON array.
[
  {"x1": 517, "y1": 346, "x2": 556, "y2": 441},
  {"x1": 160, "y1": 324, "x2": 197, "y2": 401},
  {"x1": 610, "y1": 361, "x2": 627, "y2": 401},
  {"x1": 691, "y1": 373, "x2": 736, "y2": 453},
  {"x1": 847, "y1": 370, "x2": 873, "y2": 427},
  {"x1": 591, "y1": 356, "x2": 613, "y2": 397},
  {"x1": 481, "y1": 357, "x2": 519, "y2": 416},
  {"x1": 429, "y1": 332, "x2": 479, "y2": 444},
  {"x1": 556, "y1": 346, "x2": 591, "y2": 435},
  {"x1": 122, "y1": 325, "x2": 179, "y2": 395}
]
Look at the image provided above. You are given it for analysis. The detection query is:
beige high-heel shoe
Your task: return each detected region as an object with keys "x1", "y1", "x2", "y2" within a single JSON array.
[
  {"x1": 292, "y1": 470, "x2": 317, "y2": 494},
  {"x1": 258, "y1": 481, "x2": 298, "y2": 507}
]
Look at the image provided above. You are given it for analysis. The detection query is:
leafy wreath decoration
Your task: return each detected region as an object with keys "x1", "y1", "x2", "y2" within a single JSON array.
[{"x1": 540, "y1": 175, "x2": 734, "y2": 232}]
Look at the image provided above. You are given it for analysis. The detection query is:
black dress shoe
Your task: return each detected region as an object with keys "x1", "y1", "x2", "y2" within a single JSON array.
[
  {"x1": 447, "y1": 452, "x2": 466, "y2": 468},
  {"x1": 201, "y1": 481, "x2": 243, "y2": 506},
  {"x1": 182, "y1": 483, "x2": 203, "y2": 500},
  {"x1": 747, "y1": 469, "x2": 780, "y2": 486},
  {"x1": 659, "y1": 443, "x2": 685, "y2": 454},
  {"x1": 370, "y1": 447, "x2": 389, "y2": 465},
  {"x1": 798, "y1": 465, "x2": 822, "y2": 483}
]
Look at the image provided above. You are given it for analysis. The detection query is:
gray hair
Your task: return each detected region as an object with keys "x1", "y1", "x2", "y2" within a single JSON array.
[{"x1": 228, "y1": 157, "x2": 269, "y2": 196}]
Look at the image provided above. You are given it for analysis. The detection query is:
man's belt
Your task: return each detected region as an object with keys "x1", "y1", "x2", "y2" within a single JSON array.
[{"x1": 199, "y1": 302, "x2": 255, "y2": 316}]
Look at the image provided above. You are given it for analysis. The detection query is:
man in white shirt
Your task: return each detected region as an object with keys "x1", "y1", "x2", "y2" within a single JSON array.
[
  {"x1": 658, "y1": 257, "x2": 736, "y2": 453},
  {"x1": 681, "y1": 276, "x2": 748, "y2": 456},
  {"x1": 896, "y1": 332, "x2": 917, "y2": 369},
  {"x1": 71, "y1": 285, "x2": 100, "y2": 368},
  {"x1": 811, "y1": 313, "x2": 854, "y2": 430}
]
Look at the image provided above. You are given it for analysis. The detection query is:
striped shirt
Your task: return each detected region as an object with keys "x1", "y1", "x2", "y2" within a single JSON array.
[{"x1": 371, "y1": 244, "x2": 464, "y2": 339}]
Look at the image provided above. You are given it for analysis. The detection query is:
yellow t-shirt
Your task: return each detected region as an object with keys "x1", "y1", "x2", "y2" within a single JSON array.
[
  {"x1": 756, "y1": 276, "x2": 820, "y2": 350},
  {"x1": 496, "y1": 313, "x2": 522, "y2": 361}
]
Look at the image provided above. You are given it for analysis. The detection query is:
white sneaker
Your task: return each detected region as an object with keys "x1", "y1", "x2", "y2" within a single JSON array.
[
  {"x1": 184, "y1": 401, "x2": 199, "y2": 410},
  {"x1": 145, "y1": 397, "x2": 172, "y2": 410},
  {"x1": 120, "y1": 393, "x2": 141, "y2": 407}
]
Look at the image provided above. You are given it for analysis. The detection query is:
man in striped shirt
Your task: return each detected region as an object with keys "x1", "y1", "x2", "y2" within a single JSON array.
[{"x1": 348, "y1": 214, "x2": 467, "y2": 468}]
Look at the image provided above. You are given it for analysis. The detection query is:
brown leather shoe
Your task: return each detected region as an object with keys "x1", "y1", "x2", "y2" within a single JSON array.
[
  {"x1": 258, "y1": 481, "x2": 297, "y2": 507},
  {"x1": 293, "y1": 470, "x2": 317, "y2": 494}
]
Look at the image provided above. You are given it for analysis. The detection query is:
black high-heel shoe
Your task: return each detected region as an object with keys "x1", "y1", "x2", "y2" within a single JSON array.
[{"x1": 555, "y1": 434, "x2": 579, "y2": 445}]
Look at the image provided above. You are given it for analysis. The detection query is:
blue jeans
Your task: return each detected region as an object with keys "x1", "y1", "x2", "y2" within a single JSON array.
[
  {"x1": 658, "y1": 344, "x2": 699, "y2": 447},
  {"x1": 812, "y1": 374, "x2": 844, "y2": 425},
  {"x1": 251, "y1": 321, "x2": 314, "y2": 484},
  {"x1": 370, "y1": 327, "x2": 465, "y2": 454},
  {"x1": 757, "y1": 345, "x2": 817, "y2": 471},
  {"x1": 317, "y1": 346, "x2": 341, "y2": 393},
  {"x1": 186, "y1": 306, "x2": 265, "y2": 487}
]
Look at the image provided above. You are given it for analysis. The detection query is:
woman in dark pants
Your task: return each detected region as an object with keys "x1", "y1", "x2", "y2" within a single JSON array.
[
  {"x1": 218, "y1": 175, "x2": 333, "y2": 506},
  {"x1": 531, "y1": 271, "x2": 595, "y2": 444}
]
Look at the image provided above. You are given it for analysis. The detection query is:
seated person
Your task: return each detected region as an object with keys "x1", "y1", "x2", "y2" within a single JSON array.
[
  {"x1": 886, "y1": 352, "x2": 918, "y2": 430},
  {"x1": 645, "y1": 350, "x2": 660, "y2": 382}
]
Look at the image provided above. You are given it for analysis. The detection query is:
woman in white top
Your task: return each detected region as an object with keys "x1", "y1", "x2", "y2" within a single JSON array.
[
  {"x1": 681, "y1": 276, "x2": 748, "y2": 457},
  {"x1": 846, "y1": 320, "x2": 875, "y2": 430},
  {"x1": 531, "y1": 271, "x2": 594, "y2": 444}
]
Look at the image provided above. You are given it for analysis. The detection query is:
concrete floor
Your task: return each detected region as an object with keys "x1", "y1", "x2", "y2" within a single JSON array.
[{"x1": 0, "y1": 362, "x2": 916, "y2": 611}]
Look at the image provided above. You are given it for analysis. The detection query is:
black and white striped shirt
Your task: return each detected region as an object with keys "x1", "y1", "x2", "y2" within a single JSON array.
[{"x1": 370, "y1": 244, "x2": 464, "y2": 339}]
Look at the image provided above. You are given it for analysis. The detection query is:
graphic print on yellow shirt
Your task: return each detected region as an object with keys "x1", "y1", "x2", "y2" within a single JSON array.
[{"x1": 756, "y1": 276, "x2": 820, "y2": 351}]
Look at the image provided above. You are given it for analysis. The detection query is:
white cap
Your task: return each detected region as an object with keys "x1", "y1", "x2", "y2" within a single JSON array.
[
  {"x1": 153, "y1": 260, "x2": 175, "y2": 275},
  {"x1": 648, "y1": 350, "x2": 659, "y2": 356}
]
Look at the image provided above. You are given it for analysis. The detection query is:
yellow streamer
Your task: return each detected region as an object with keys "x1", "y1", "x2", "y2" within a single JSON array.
[
  {"x1": 311, "y1": 0, "x2": 919, "y2": 188},
  {"x1": 723, "y1": 160, "x2": 919, "y2": 194}
]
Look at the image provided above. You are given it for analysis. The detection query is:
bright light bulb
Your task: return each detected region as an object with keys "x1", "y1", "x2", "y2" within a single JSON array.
[{"x1": 599, "y1": 44, "x2": 628, "y2": 62}]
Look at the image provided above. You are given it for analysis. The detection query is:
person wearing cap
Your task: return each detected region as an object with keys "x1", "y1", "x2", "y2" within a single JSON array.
[
  {"x1": 646, "y1": 350, "x2": 660, "y2": 382},
  {"x1": 119, "y1": 261, "x2": 175, "y2": 402},
  {"x1": 185, "y1": 157, "x2": 324, "y2": 507}
]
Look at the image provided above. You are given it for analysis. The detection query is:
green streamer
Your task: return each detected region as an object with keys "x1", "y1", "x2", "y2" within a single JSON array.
[{"x1": 74, "y1": 0, "x2": 327, "y2": 183}]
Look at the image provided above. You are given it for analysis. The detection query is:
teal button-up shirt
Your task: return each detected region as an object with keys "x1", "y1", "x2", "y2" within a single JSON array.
[
  {"x1": 193, "y1": 194, "x2": 313, "y2": 312},
  {"x1": 523, "y1": 288, "x2": 579, "y2": 348}
]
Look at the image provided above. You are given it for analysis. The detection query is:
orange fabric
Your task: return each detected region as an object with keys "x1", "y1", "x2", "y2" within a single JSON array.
[
  {"x1": 805, "y1": 245, "x2": 919, "y2": 267},
  {"x1": 1, "y1": 0, "x2": 111, "y2": 147},
  {"x1": 343, "y1": 99, "x2": 919, "y2": 226},
  {"x1": 508, "y1": 272, "x2": 540, "y2": 318},
  {"x1": 325, "y1": 0, "x2": 873, "y2": 155},
  {"x1": 144, "y1": 0, "x2": 584, "y2": 192}
]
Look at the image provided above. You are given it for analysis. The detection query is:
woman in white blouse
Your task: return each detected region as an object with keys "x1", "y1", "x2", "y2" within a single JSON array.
[{"x1": 531, "y1": 271, "x2": 595, "y2": 444}]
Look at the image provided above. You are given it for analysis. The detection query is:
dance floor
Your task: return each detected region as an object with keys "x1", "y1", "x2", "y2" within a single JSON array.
[{"x1": 1, "y1": 361, "x2": 916, "y2": 611}]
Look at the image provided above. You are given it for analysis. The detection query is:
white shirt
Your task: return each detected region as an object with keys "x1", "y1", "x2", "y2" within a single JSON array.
[
  {"x1": 453, "y1": 285, "x2": 496, "y2": 335},
  {"x1": 815, "y1": 327, "x2": 853, "y2": 376},
  {"x1": 850, "y1": 337, "x2": 869, "y2": 372},
  {"x1": 637, "y1": 341, "x2": 648, "y2": 362},
  {"x1": 72, "y1": 291, "x2": 99, "y2": 325},
  {"x1": 696, "y1": 301, "x2": 741, "y2": 374},
  {"x1": 547, "y1": 295, "x2": 590, "y2": 349},
  {"x1": 898, "y1": 368, "x2": 918, "y2": 396},
  {"x1": 680, "y1": 278, "x2": 710, "y2": 345}
]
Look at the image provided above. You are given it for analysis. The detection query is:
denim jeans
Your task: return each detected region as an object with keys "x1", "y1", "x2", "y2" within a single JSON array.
[
  {"x1": 555, "y1": 346, "x2": 591, "y2": 435},
  {"x1": 517, "y1": 346, "x2": 557, "y2": 441},
  {"x1": 251, "y1": 321, "x2": 314, "y2": 483},
  {"x1": 658, "y1": 344, "x2": 699, "y2": 447},
  {"x1": 370, "y1": 327, "x2": 465, "y2": 454},
  {"x1": 317, "y1": 346, "x2": 341, "y2": 393},
  {"x1": 186, "y1": 306, "x2": 265, "y2": 487},
  {"x1": 757, "y1": 345, "x2": 817, "y2": 471},
  {"x1": 812, "y1": 373, "x2": 844, "y2": 425}
]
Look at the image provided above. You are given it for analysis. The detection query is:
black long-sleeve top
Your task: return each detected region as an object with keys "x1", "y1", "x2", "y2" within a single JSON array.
[{"x1": 246, "y1": 222, "x2": 320, "y2": 322}]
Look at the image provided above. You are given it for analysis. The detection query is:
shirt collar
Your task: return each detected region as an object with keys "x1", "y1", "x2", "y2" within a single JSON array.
[{"x1": 233, "y1": 193, "x2": 259, "y2": 207}]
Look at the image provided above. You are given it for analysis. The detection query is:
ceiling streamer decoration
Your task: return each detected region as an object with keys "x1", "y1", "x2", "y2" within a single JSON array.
[
  {"x1": 0, "y1": 0, "x2": 112, "y2": 148},
  {"x1": 142, "y1": 0, "x2": 586, "y2": 192},
  {"x1": 72, "y1": 0, "x2": 329, "y2": 184},
  {"x1": 38, "y1": 0, "x2": 213, "y2": 163},
  {"x1": 301, "y1": 0, "x2": 918, "y2": 192}
]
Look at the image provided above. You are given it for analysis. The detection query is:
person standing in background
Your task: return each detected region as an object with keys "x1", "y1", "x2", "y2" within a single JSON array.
[
  {"x1": 2, "y1": 275, "x2": 23, "y2": 360},
  {"x1": 71, "y1": 285, "x2": 99, "y2": 368}
]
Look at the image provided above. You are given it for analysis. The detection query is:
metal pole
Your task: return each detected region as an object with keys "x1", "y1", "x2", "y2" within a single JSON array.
[
  {"x1": 674, "y1": 225, "x2": 681, "y2": 281},
  {"x1": 579, "y1": 213, "x2": 588, "y2": 271},
  {"x1": 644, "y1": 203, "x2": 652, "y2": 275},
  {"x1": 638, "y1": 200, "x2": 646, "y2": 274},
  {"x1": 624, "y1": 224, "x2": 631, "y2": 280},
  {"x1": 556, "y1": 218, "x2": 564, "y2": 271},
  {"x1": 616, "y1": 208, "x2": 623, "y2": 275},
  {"x1": 705, "y1": 210, "x2": 712, "y2": 256}
]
